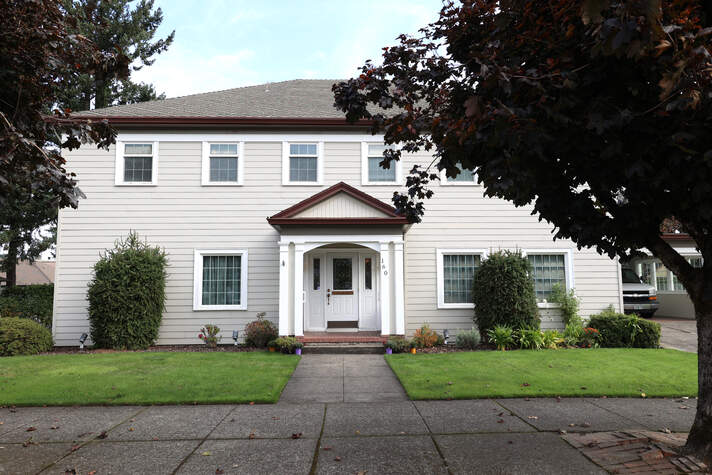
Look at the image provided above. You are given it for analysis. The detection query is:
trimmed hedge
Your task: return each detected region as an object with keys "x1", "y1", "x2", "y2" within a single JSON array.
[
  {"x1": 87, "y1": 232, "x2": 168, "y2": 350},
  {"x1": 0, "y1": 317, "x2": 53, "y2": 356},
  {"x1": 588, "y1": 308, "x2": 661, "y2": 348},
  {"x1": 472, "y1": 250, "x2": 540, "y2": 336},
  {"x1": 0, "y1": 284, "x2": 54, "y2": 328}
]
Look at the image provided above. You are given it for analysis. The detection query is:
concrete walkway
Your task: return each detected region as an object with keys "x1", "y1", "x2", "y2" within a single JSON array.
[
  {"x1": 654, "y1": 317, "x2": 698, "y2": 353},
  {"x1": 280, "y1": 354, "x2": 407, "y2": 403}
]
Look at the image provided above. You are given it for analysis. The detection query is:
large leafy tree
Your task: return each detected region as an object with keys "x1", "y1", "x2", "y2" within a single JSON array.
[
  {"x1": 334, "y1": 0, "x2": 712, "y2": 461},
  {"x1": 59, "y1": 0, "x2": 174, "y2": 111},
  {"x1": 0, "y1": 0, "x2": 129, "y2": 286}
]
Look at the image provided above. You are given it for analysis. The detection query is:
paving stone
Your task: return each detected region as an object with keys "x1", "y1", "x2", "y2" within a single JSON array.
[
  {"x1": 209, "y1": 403, "x2": 324, "y2": 439},
  {"x1": 298, "y1": 355, "x2": 344, "y2": 366},
  {"x1": 589, "y1": 398, "x2": 696, "y2": 432},
  {"x1": 108, "y1": 405, "x2": 234, "y2": 441},
  {"x1": 344, "y1": 392, "x2": 408, "y2": 403},
  {"x1": 436, "y1": 432, "x2": 606, "y2": 474},
  {"x1": 177, "y1": 438, "x2": 316, "y2": 475},
  {"x1": 56, "y1": 440, "x2": 198, "y2": 475},
  {"x1": 0, "y1": 406, "x2": 142, "y2": 443},
  {"x1": 414, "y1": 400, "x2": 535, "y2": 434},
  {"x1": 292, "y1": 364, "x2": 343, "y2": 378},
  {"x1": 342, "y1": 355, "x2": 388, "y2": 366},
  {"x1": 317, "y1": 435, "x2": 447, "y2": 475},
  {"x1": 343, "y1": 365, "x2": 396, "y2": 377},
  {"x1": 0, "y1": 407, "x2": 44, "y2": 437},
  {"x1": 344, "y1": 376, "x2": 406, "y2": 394},
  {"x1": 280, "y1": 377, "x2": 344, "y2": 404},
  {"x1": 323, "y1": 402, "x2": 427, "y2": 436},
  {"x1": 0, "y1": 442, "x2": 73, "y2": 474},
  {"x1": 498, "y1": 398, "x2": 640, "y2": 432}
]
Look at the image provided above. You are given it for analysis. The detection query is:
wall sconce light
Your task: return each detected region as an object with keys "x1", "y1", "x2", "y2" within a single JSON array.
[
  {"x1": 79, "y1": 333, "x2": 88, "y2": 350},
  {"x1": 232, "y1": 330, "x2": 239, "y2": 346}
]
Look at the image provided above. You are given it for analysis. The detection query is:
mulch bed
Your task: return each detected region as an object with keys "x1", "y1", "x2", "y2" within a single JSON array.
[{"x1": 46, "y1": 344, "x2": 263, "y2": 355}]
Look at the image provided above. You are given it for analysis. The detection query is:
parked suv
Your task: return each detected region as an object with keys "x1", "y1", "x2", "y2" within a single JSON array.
[{"x1": 621, "y1": 267, "x2": 658, "y2": 318}]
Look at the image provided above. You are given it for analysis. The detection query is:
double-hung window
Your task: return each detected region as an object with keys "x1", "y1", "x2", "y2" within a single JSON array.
[
  {"x1": 362, "y1": 143, "x2": 400, "y2": 185},
  {"x1": 193, "y1": 250, "x2": 248, "y2": 310},
  {"x1": 202, "y1": 142, "x2": 243, "y2": 185},
  {"x1": 441, "y1": 162, "x2": 476, "y2": 185},
  {"x1": 525, "y1": 251, "x2": 572, "y2": 301},
  {"x1": 283, "y1": 142, "x2": 322, "y2": 185},
  {"x1": 116, "y1": 142, "x2": 158, "y2": 185},
  {"x1": 436, "y1": 249, "x2": 485, "y2": 308}
]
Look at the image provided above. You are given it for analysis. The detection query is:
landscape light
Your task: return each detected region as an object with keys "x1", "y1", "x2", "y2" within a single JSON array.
[
  {"x1": 232, "y1": 330, "x2": 239, "y2": 346},
  {"x1": 79, "y1": 333, "x2": 88, "y2": 350},
  {"x1": 443, "y1": 329, "x2": 450, "y2": 344}
]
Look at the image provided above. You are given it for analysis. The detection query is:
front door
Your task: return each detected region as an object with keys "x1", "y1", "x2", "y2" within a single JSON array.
[{"x1": 326, "y1": 253, "x2": 358, "y2": 322}]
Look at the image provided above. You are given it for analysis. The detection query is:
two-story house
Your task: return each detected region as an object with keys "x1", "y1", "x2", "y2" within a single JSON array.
[{"x1": 52, "y1": 79, "x2": 624, "y2": 345}]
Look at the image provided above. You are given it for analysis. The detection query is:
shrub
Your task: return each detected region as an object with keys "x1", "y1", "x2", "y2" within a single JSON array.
[
  {"x1": 0, "y1": 317, "x2": 53, "y2": 356},
  {"x1": 245, "y1": 312, "x2": 278, "y2": 348},
  {"x1": 542, "y1": 330, "x2": 562, "y2": 349},
  {"x1": 580, "y1": 327, "x2": 600, "y2": 348},
  {"x1": 549, "y1": 283, "x2": 582, "y2": 326},
  {"x1": 472, "y1": 250, "x2": 539, "y2": 336},
  {"x1": 487, "y1": 325, "x2": 515, "y2": 351},
  {"x1": 0, "y1": 284, "x2": 54, "y2": 328},
  {"x1": 517, "y1": 327, "x2": 544, "y2": 350},
  {"x1": 385, "y1": 336, "x2": 411, "y2": 353},
  {"x1": 273, "y1": 336, "x2": 303, "y2": 354},
  {"x1": 198, "y1": 324, "x2": 221, "y2": 347},
  {"x1": 412, "y1": 325, "x2": 441, "y2": 348},
  {"x1": 87, "y1": 232, "x2": 167, "y2": 350},
  {"x1": 588, "y1": 307, "x2": 660, "y2": 348},
  {"x1": 563, "y1": 323, "x2": 584, "y2": 346},
  {"x1": 455, "y1": 329, "x2": 481, "y2": 349}
]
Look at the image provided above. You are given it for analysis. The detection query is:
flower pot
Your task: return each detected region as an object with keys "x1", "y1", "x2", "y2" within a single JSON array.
[
  {"x1": 295, "y1": 348, "x2": 302, "y2": 355},
  {"x1": 386, "y1": 348, "x2": 393, "y2": 355},
  {"x1": 410, "y1": 347, "x2": 417, "y2": 354},
  {"x1": 268, "y1": 347, "x2": 276, "y2": 352}
]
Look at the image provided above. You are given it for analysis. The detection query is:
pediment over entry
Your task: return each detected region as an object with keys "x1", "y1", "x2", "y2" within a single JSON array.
[{"x1": 267, "y1": 182, "x2": 408, "y2": 225}]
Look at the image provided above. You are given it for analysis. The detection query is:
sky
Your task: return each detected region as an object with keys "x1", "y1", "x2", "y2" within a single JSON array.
[{"x1": 132, "y1": 0, "x2": 444, "y2": 98}]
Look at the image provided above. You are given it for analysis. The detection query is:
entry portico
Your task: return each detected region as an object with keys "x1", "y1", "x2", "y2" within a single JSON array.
[{"x1": 268, "y1": 182, "x2": 408, "y2": 337}]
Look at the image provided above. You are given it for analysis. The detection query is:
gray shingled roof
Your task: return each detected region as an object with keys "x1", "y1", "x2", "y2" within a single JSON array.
[{"x1": 76, "y1": 79, "x2": 349, "y2": 119}]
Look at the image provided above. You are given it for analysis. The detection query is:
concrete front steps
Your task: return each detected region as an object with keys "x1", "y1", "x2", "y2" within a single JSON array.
[{"x1": 299, "y1": 332, "x2": 387, "y2": 354}]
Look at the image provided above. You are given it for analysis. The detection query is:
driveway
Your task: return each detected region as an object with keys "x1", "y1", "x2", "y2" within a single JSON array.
[{"x1": 653, "y1": 317, "x2": 698, "y2": 353}]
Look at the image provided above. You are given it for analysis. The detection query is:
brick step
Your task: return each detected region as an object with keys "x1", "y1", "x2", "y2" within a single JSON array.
[{"x1": 302, "y1": 342, "x2": 385, "y2": 354}]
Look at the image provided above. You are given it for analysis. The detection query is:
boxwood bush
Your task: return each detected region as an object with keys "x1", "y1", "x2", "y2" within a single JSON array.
[
  {"x1": 0, "y1": 317, "x2": 53, "y2": 356},
  {"x1": 587, "y1": 307, "x2": 661, "y2": 348},
  {"x1": 0, "y1": 284, "x2": 54, "y2": 328},
  {"x1": 472, "y1": 250, "x2": 540, "y2": 337},
  {"x1": 87, "y1": 232, "x2": 168, "y2": 350}
]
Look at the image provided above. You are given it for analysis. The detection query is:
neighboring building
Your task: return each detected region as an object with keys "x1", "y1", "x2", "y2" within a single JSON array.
[
  {"x1": 52, "y1": 80, "x2": 624, "y2": 345},
  {"x1": 0, "y1": 260, "x2": 55, "y2": 287},
  {"x1": 628, "y1": 233, "x2": 702, "y2": 319}
]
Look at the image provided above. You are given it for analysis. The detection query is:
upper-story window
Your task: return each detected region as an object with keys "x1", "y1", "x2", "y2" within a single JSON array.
[
  {"x1": 441, "y1": 162, "x2": 477, "y2": 185},
  {"x1": 115, "y1": 142, "x2": 158, "y2": 186},
  {"x1": 283, "y1": 142, "x2": 323, "y2": 185},
  {"x1": 362, "y1": 143, "x2": 401, "y2": 185},
  {"x1": 202, "y1": 142, "x2": 243, "y2": 185}
]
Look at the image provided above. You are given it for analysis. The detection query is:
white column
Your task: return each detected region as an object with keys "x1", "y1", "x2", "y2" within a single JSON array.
[
  {"x1": 379, "y1": 242, "x2": 391, "y2": 335},
  {"x1": 278, "y1": 243, "x2": 290, "y2": 336},
  {"x1": 393, "y1": 242, "x2": 405, "y2": 335},
  {"x1": 294, "y1": 244, "x2": 305, "y2": 337}
]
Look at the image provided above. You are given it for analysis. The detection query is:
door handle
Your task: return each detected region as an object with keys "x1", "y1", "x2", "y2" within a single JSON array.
[{"x1": 327, "y1": 289, "x2": 331, "y2": 305}]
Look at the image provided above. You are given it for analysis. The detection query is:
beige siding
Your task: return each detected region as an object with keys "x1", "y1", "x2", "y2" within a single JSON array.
[
  {"x1": 54, "y1": 135, "x2": 622, "y2": 345},
  {"x1": 294, "y1": 192, "x2": 390, "y2": 218}
]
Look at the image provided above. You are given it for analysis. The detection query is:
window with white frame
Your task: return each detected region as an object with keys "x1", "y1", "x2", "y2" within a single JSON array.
[
  {"x1": 436, "y1": 249, "x2": 485, "y2": 308},
  {"x1": 673, "y1": 256, "x2": 703, "y2": 291},
  {"x1": 116, "y1": 142, "x2": 158, "y2": 185},
  {"x1": 202, "y1": 142, "x2": 243, "y2": 185},
  {"x1": 283, "y1": 142, "x2": 322, "y2": 184},
  {"x1": 526, "y1": 253, "x2": 569, "y2": 301},
  {"x1": 193, "y1": 250, "x2": 248, "y2": 310},
  {"x1": 362, "y1": 143, "x2": 400, "y2": 184},
  {"x1": 442, "y1": 162, "x2": 476, "y2": 184}
]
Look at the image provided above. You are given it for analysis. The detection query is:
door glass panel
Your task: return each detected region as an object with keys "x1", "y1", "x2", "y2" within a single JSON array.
[
  {"x1": 364, "y1": 258, "x2": 372, "y2": 290},
  {"x1": 313, "y1": 258, "x2": 320, "y2": 290},
  {"x1": 332, "y1": 258, "x2": 352, "y2": 290}
]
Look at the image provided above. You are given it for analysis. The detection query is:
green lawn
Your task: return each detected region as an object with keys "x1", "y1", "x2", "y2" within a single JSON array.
[
  {"x1": 0, "y1": 351, "x2": 299, "y2": 406},
  {"x1": 386, "y1": 348, "x2": 697, "y2": 399}
]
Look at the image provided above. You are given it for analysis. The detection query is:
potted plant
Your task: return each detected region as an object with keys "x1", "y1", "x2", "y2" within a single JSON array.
[
  {"x1": 198, "y1": 324, "x2": 221, "y2": 348},
  {"x1": 267, "y1": 339, "x2": 278, "y2": 352}
]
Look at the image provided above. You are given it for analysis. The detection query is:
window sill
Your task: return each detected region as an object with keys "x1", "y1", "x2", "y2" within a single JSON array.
[
  {"x1": 440, "y1": 182, "x2": 481, "y2": 187},
  {"x1": 201, "y1": 183, "x2": 244, "y2": 187},
  {"x1": 362, "y1": 181, "x2": 401, "y2": 186},
  {"x1": 193, "y1": 305, "x2": 247, "y2": 311},
  {"x1": 115, "y1": 183, "x2": 158, "y2": 187},
  {"x1": 537, "y1": 302, "x2": 562, "y2": 309},
  {"x1": 437, "y1": 303, "x2": 475, "y2": 310}
]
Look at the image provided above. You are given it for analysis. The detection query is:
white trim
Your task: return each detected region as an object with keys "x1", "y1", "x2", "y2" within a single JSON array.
[
  {"x1": 278, "y1": 243, "x2": 290, "y2": 336},
  {"x1": 282, "y1": 141, "x2": 324, "y2": 186},
  {"x1": 361, "y1": 142, "x2": 402, "y2": 186},
  {"x1": 521, "y1": 249, "x2": 575, "y2": 306},
  {"x1": 115, "y1": 141, "x2": 159, "y2": 186},
  {"x1": 119, "y1": 132, "x2": 385, "y2": 143},
  {"x1": 393, "y1": 242, "x2": 405, "y2": 335},
  {"x1": 193, "y1": 249, "x2": 248, "y2": 311},
  {"x1": 436, "y1": 248, "x2": 488, "y2": 309},
  {"x1": 294, "y1": 244, "x2": 305, "y2": 336},
  {"x1": 379, "y1": 242, "x2": 391, "y2": 335},
  {"x1": 201, "y1": 142, "x2": 244, "y2": 186}
]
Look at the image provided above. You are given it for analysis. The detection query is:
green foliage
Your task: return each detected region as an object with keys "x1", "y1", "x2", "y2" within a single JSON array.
[
  {"x1": 472, "y1": 251, "x2": 539, "y2": 336},
  {"x1": 588, "y1": 307, "x2": 661, "y2": 348},
  {"x1": 549, "y1": 284, "x2": 582, "y2": 326},
  {"x1": 517, "y1": 327, "x2": 544, "y2": 350},
  {"x1": 0, "y1": 317, "x2": 53, "y2": 356},
  {"x1": 487, "y1": 325, "x2": 515, "y2": 351},
  {"x1": 455, "y1": 329, "x2": 481, "y2": 350},
  {"x1": 273, "y1": 336, "x2": 303, "y2": 354},
  {"x1": 0, "y1": 284, "x2": 53, "y2": 328},
  {"x1": 87, "y1": 232, "x2": 167, "y2": 350},
  {"x1": 412, "y1": 324, "x2": 441, "y2": 348},
  {"x1": 385, "y1": 336, "x2": 411, "y2": 353},
  {"x1": 198, "y1": 324, "x2": 221, "y2": 347},
  {"x1": 245, "y1": 313, "x2": 278, "y2": 348},
  {"x1": 542, "y1": 330, "x2": 562, "y2": 349},
  {"x1": 580, "y1": 327, "x2": 601, "y2": 348},
  {"x1": 563, "y1": 324, "x2": 585, "y2": 347}
]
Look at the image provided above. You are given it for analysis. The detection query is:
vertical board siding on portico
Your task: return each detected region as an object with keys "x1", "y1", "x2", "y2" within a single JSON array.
[{"x1": 53, "y1": 137, "x2": 622, "y2": 345}]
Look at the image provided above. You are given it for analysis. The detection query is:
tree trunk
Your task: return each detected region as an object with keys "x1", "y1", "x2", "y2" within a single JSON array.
[
  {"x1": 684, "y1": 299, "x2": 712, "y2": 464},
  {"x1": 94, "y1": 71, "x2": 106, "y2": 109},
  {"x1": 4, "y1": 239, "x2": 20, "y2": 288}
]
